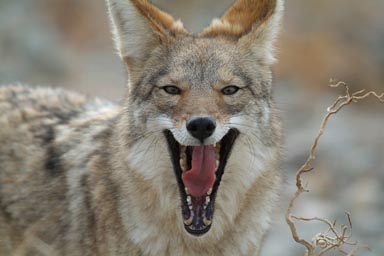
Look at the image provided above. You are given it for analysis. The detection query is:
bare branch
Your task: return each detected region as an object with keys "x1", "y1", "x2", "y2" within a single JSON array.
[{"x1": 285, "y1": 80, "x2": 383, "y2": 256}]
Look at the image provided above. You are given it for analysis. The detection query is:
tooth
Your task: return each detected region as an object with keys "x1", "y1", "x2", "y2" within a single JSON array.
[
  {"x1": 184, "y1": 215, "x2": 193, "y2": 226},
  {"x1": 207, "y1": 188, "x2": 212, "y2": 195},
  {"x1": 189, "y1": 205, "x2": 192, "y2": 210},
  {"x1": 203, "y1": 217, "x2": 212, "y2": 226},
  {"x1": 180, "y1": 158, "x2": 186, "y2": 171},
  {"x1": 216, "y1": 160, "x2": 219, "y2": 167},
  {"x1": 205, "y1": 196, "x2": 210, "y2": 204},
  {"x1": 187, "y1": 196, "x2": 192, "y2": 205},
  {"x1": 185, "y1": 187, "x2": 189, "y2": 195},
  {"x1": 213, "y1": 143, "x2": 217, "y2": 147},
  {"x1": 214, "y1": 145, "x2": 220, "y2": 155}
]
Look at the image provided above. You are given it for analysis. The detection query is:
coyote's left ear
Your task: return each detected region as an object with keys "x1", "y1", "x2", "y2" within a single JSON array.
[{"x1": 202, "y1": 0, "x2": 284, "y2": 65}]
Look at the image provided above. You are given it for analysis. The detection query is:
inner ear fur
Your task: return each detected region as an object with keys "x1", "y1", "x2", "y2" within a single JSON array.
[
  {"x1": 128, "y1": 0, "x2": 187, "y2": 38},
  {"x1": 106, "y1": 0, "x2": 187, "y2": 68},
  {"x1": 201, "y1": 0, "x2": 284, "y2": 64},
  {"x1": 202, "y1": 0, "x2": 278, "y2": 38}
]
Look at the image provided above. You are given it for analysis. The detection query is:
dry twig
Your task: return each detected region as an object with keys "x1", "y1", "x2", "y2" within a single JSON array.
[{"x1": 285, "y1": 80, "x2": 383, "y2": 256}]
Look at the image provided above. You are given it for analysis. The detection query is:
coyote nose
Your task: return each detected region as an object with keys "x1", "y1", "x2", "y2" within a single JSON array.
[{"x1": 186, "y1": 117, "x2": 216, "y2": 142}]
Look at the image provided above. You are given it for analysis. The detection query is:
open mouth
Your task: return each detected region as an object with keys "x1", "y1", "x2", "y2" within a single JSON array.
[{"x1": 164, "y1": 129, "x2": 239, "y2": 236}]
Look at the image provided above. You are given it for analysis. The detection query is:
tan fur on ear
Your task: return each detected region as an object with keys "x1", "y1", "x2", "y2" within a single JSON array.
[
  {"x1": 106, "y1": 0, "x2": 188, "y2": 67},
  {"x1": 202, "y1": 0, "x2": 277, "y2": 37},
  {"x1": 202, "y1": 0, "x2": 284, "y2": 65},
  {"x1": 129, "y1": 0, "x2": 187, "y2": 37}
]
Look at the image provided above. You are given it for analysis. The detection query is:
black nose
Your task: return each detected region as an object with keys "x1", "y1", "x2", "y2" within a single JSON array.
[{"x1": 186, "y1": 117, "x2": 216, "y2": 142}]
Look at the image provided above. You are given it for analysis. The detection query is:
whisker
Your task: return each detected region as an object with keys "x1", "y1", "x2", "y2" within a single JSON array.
[{"x1": 227, "y1": 122, "x2": 257, "y2": 130}]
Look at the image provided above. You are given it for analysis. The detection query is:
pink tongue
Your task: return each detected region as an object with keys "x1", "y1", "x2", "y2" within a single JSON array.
[{"x1": 182, "y1": 145, "x2": 216, "y2": 197}]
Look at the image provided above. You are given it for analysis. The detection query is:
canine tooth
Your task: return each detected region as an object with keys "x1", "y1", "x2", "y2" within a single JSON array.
[
  {"x1": 184, "y1": 215, "x2": 193, "y2": 226},
  {"x1": 185, "y1": 187, "x2": 189, "y2": 195},
  {"x1": 207, "y1": 188, "x2": 212, "y2": 195},
  {"x1": 203, "y1": 217, "x2": 212, "y2": 226},
  {"x1": 180, "y1": 158, "x2": 186, "y2": 171},
  {"x1": 214, "y1": 143, "x2": 221, "y2": 152},
  {"x1": 205, "y1": 196, "x2": 210, "y2": 204},
  {"x1": 187, "y1": 196, "x2": 192, "y2": 205}
]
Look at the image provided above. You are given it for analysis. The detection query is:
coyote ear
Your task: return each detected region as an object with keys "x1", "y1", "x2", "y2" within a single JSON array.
[
  {"x1": 106, "y1": 0, "x2": 187, "y2": 68},
  {"x1": 202, "y1": 0, "x2": 284, "y2": 64}
]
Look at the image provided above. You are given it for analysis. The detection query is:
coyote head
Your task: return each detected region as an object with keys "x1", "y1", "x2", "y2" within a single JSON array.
[{"x1": 106, "y1": 0, "x2": 283, "y2": 237}]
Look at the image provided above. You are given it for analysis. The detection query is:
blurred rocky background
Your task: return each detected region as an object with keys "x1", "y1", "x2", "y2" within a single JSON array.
[{"x1": 0, "y1": 0, "x2": 383, "y2": 255}]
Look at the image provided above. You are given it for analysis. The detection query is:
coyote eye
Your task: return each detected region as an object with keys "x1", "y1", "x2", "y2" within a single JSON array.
[
  {"x1": 221, "y1": 85, "x2": 240, "y2": 95},
  {"x1": 162, "y1": 85, "x2": 182, "y2": 95}
]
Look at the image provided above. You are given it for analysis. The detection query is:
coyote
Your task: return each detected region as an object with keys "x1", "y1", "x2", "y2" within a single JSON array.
[{"x1": 0, "y1": 0, "x2": 284, "y2": 255}]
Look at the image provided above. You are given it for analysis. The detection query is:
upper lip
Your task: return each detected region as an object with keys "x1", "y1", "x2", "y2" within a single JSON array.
[
  {"x1": 164, "y1": 129, "x2": 239, "y2": 236},
  {"x1": 170, "y1": 126, "x2": 230, "y2": 147}
]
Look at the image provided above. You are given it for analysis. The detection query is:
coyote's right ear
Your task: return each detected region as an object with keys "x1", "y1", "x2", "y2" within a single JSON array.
[{"x1": 106, "y1": 0, "x2": 187, "y2": 69}]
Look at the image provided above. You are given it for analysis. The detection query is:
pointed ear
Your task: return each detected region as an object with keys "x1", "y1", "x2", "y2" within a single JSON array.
[
  {"x1": 106, "y1": 0, "x2": 187, "y2": 68},
  {"x1": 202, "y1": 0, "x2": 284, "y2": 64}
]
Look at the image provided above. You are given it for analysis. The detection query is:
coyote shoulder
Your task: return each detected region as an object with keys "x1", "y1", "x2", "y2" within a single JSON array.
[{"x1": 0, "y1": 0, "x2": 284, "y2": 255}]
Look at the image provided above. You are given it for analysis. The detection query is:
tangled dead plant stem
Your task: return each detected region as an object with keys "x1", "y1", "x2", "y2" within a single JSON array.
[{"x1": 285, "y1": 80, "x2": 383, "y2": 256}]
